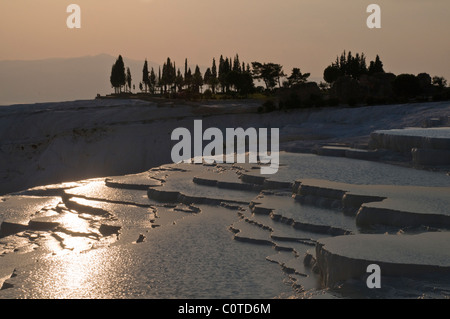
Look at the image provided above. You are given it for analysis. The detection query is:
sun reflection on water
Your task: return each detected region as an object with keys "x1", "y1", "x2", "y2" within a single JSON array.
[{"x1": 37, "y1": 248, "x2": 109, "y2": 298}]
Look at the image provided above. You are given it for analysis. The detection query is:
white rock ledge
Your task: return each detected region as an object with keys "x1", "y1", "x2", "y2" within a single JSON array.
[
  {"x1": 314, "y1": 232, "x2": 450, "y2": 287},
  {"x1": 370, "y1": 127, "x2": 450, "y2": 154}
]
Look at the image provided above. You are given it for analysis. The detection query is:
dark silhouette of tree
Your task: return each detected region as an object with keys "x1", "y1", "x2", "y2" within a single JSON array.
[
  {"x1": 433, "y1": 76, "x2": 447, "y2": 89},
  {"x1": 219, "y1": 55, "x2": 231, "y2": 93},
  {"x1": 417, "y1": 73, "x2": 432, "y2": 93},
  {"x1": 323, "y1": 51, "x2": 384, "y2": 85},
  {"x1": 393, "y1": 74, "x2": 421, "y2": 99},
  {"x1": 157, "y1": 66, "x2": 162, "y2": 94},
  {"x1": 173, "y1": 61, "x2": 177, "y2": 92},
  {"x1": 368, "y1": 55, "x2": 384, "y2": 75},
  {"x1": 161, "y1": 57, "x2": 176, "y2": 93},
  {"x1": 149, "y1": 67, "x2": 157, "y2": 94},
  {"x1": 336, "y1": 51, "x2": 369, "y2": 79},
  {"x1": 339, "y1": 52, "x2": 346, "y2": 74},
  {"x1": 251, "y1": 62, "x2": 284, "y2": 91},
  {"x1": 232, "y1": 71, "x2": 254, "y2": 95},
  {"x1": 184, "y1": 58, "x2": 188, "y2": 89},
  {"x1": 241, "y1": 71, "x2": 255, "y2": 95},
  {"x1": 106, "y1": 51, "x2": 449, "y2": 105},
  {"x1": 319, "y1": 81, "x2": 330, "y2": 91},
  {"x1": 359, "y1": 53, "x2": 368, "y2": 75},
  {"x1": 225, "y1": 70, "x2": 240, "y2": 92},
  {"x1": 204, "y1": 67, "x2": 213, "y2": 91},
  {"x1": 211, "y1": 58, "x2": 218, "y2": 94},
  {"x1": 192, "y1": 65, "x2": 203, "y2": 93},
  {"x1": 126, "y1": 67, "x2": 132, "y2": 92},
  {"x1": 233, "y1": 54, "x2": 241, "y2": 72},
  {"x1": 110, "y1": 55, "x2": 126, "y2": 94},
  {"x1": 184, "y1": 67, "x2": 192, "y2": 91},
  {"x1": 175, "y1": 69, "x2": 184, "y2": 92},
  {"x1": 323, "y1": 65, "x2": 342, "y2": 84},
  {"x1": 287, "y1": 68, "x2": 310, "y2": 87},
  {"x1": 142, "y1": 59, "x2": 150, "y2": 93},
  {"x1": 347, "y1": 52, "x2": 364, "y2": 79}
]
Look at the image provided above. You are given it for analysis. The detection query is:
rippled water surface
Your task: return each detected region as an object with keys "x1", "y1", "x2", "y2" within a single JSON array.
[{"x1": 1, "y1": 152, "x2": 449, "y2": 299}]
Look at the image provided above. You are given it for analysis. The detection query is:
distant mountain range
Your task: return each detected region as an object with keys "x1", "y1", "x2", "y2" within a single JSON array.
[
  {"x1": 0, "y1": 54, "x2": 324, "y2": 106},
  {"x1": 0, "y1": 54, "x2": 159, "y2": 106}
]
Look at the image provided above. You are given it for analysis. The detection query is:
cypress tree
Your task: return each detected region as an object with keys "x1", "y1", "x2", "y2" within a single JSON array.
[
  {"x1": 149, "y1": 67, "x2": 156, "y2": 94},
  {"x1": 233, "y1": 54, "x2": 241, "y2": 72},
  {"x1": 368, "y1": 55, "x2": 384, "y2": 74},
  {"x1": 204, "y1": 68, "x2": 212, "y2": 91},
  {"x1": 116, "y1": 55, "x2": 126, "y2": 92},
  {"x1": 211, "y1": 58, "x2": 218, "y2": 94},
  {"x1": 126, "y1": 67, "x2": 132, "y2": 92},
  {"x1": 193, "y1": 65, "x2": 203, "y2": 93},
  {"x1": 185, "y1": 68, "x2": 192, "y2": 91},
  {"x1": 142, "y1": 59, "x2": 150, "y2": 93},
  {"x1": 175, "y1": 69, "x2": 184, "y2": 92},
  {"x1": 110, "y1": 64, "x2": 119, "y2": 93},
  {"x1": 158, "y1": 66, "x2": 162, "y2": 94},
  {"x1": 110, "y1": 55, "x2": 126, "y2": 94},
  {"x1": 218, "y1": 55, "x2": 226, "y2": 93}
]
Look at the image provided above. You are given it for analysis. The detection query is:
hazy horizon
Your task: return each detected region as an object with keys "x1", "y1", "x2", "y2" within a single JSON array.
[{"x1": 1, "y1": 1, "x2": 449, "y2": 82}]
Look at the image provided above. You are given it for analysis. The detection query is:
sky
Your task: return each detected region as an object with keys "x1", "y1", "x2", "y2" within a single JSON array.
[{"x1": 1, "y1": 0, "x2": 450, "y2": 81}]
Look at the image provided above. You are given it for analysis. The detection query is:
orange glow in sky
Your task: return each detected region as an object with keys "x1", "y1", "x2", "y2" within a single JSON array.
[{"x1": 1, "y1": 0, "x2": 449, "y2": 80}]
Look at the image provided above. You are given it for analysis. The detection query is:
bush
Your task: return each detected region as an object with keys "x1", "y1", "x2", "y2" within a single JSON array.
[{"x1": 203, "y1": 89, "x2": 213, "y2": 99}]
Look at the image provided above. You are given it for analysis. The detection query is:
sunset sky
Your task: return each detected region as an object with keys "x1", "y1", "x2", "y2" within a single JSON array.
[{"x1": 1, "y1": 0, "x2": 449, "y2": 81}]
